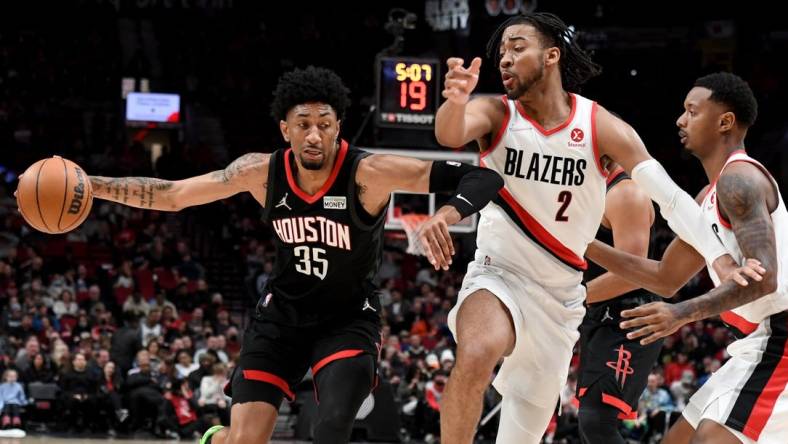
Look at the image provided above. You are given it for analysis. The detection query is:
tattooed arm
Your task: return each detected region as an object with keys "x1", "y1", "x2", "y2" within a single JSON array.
[
  {"x1": 620, "y1": 162, "x2": 777, "y2": 344},
  {"x1": 90, "y1": 153, "x2": 270, "y2": 211},
  {"x1": 672, "y1": 162, "x2": 778, "y2": 320}
]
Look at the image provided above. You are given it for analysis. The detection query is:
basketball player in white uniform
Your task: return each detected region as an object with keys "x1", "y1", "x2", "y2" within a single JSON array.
[
  {"x1": 587, "y1": 72, "x2": 785, "y2": 443},
  {"x1": 434, "y1": 13, "x2": 749, "y2": 444}
]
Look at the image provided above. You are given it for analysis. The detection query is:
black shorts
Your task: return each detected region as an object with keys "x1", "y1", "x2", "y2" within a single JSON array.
[
  {"x1": 577, "y1": 293, "x2": 663, "y2": 419},
  {"x1": 227, "y1": 313, "x2": 381, "y2": 409}
]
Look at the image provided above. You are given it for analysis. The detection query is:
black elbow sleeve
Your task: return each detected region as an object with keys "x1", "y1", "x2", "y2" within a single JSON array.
[{"x1": 429, "y1": 161, "x2": 504, "y2": 219}]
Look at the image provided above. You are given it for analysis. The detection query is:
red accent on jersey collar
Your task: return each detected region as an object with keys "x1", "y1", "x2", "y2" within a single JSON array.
[
  {"x1": 285, "y1": 139, "x2": 349, "y2": 205},
  {"x1": 514, "y1": 93, "x2": 577, "y2": 136}
]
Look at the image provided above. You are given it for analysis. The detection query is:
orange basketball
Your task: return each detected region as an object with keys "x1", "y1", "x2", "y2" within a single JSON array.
[{"x1": 15, "y1": 156, "x2": 93, "y2": 234}]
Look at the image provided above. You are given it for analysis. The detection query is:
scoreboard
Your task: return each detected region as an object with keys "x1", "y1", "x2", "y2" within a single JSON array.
[{"x1": 376, "y1": 57, "x2": 440, "y2": 129}]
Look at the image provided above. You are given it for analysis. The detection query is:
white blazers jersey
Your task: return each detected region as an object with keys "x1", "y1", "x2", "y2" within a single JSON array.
[
  {"x1": 478, "y1": 93, "x2": 607, "y2": 287},
  {"x1": 701, "y1": 150, "x2": 788, "y2": 337}
]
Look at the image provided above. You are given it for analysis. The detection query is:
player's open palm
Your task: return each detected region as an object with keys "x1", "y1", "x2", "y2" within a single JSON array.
[
  {"x1": 417, "y1": 213, "x2": 455, "y2": 271},
  {"x1": 620, "y1": 302, "x2": 685, "y2": 345},
  {"x1": 443, "y1": 57, "x2": 482, "y2": 105}
]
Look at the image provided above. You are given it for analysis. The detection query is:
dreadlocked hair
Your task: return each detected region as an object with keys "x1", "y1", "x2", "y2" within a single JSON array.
[
  {"x1": 485, "y1": 12, "x2": 602, "y2": 92},
  {"x1": 270, "y1": 66, "x2": 351, "y2": 122}
]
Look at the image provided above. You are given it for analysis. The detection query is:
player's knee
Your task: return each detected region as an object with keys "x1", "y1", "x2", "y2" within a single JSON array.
[
  {"x1": 456, "y1": 336, "x2": 507, "y2": 373},
  {"x1": 578, "y1": 404, "x2": 623, "y2": 444}
]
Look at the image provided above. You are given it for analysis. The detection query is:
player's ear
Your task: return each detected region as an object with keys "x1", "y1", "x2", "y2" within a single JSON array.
[
  {"x1": 719, "y1": 111, "x2": 735, "y2": 133},
  {"x1": 279, "y1": 120, "x2": 290, "y2": 143},
  {"x1": 544, "y1": 46, "x2": 560, "y2": 68}
]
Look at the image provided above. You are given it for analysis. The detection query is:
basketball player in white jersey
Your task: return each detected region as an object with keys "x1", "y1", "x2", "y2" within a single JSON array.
[
  {"x1": 587, "y1": 72, "x2": 786, "y2": 443},
  {"x1": 434, "y1": 13, "x2": 747, "y2": 444}
]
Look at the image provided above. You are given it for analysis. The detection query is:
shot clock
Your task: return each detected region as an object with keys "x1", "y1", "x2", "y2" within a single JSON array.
[{"x1": 376, "y1": 57, "x2": 440, "y2": 129}]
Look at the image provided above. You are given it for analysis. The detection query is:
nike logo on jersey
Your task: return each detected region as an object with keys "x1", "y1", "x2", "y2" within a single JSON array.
[
  {"x1": 276, "y1": 192, "x2": 292, "y2": 210},
  {"x1": 503, "y1": 148, "x2": 586, "y2": 186},
  {"x1": 601, "y1": 307, "x2": 613, "y2": 322},
  {"x1": 456, "y1": 194, "x2": 473, "y2": 207}
]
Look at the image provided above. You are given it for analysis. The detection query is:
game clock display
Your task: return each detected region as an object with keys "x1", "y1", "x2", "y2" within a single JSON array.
[{"x1": 376, "y1": 57, "x2": 440, "y2": 129}]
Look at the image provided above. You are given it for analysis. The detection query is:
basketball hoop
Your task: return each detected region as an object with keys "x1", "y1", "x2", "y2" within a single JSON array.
[{"x1": 399, "y1": 213, "x2": 430, "y2": 256}]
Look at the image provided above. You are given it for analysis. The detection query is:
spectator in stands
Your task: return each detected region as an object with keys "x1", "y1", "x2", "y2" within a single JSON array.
[
  {"x1": 150, "y1": 291, "x2": 177, "y2": 318},
  {"x1": 22, "y1": 352, "x2": 55, "y2": 385},
  {"x1": 187, "y1": 307, "x2": 205, "y2": 337},
  {"x1": 60, "y1": 352, "x2": 98, "y2": 432},
  {"x1": 640, "y1": 373, "x2": 675, "y2": 442},
  {"x1": 140, "y1": 308, "x2": 162, "y2": 347},
  {"x1": 193, "y1": 335, "x2": 228, "y2": 364},
  {"x1": 53, "y1": 289, "x2": 79, "y2": 318},
  {"x1": 50, "y1": 339, "x2": 70, "y2": 370},
  {"x1": 125, "y1": 350, "x2": 178, "y2": 439},
  {"x1": 146, "y1": 339, "x2": 163, "y2": 372},
  {"x1": 670, "y1": 369, "x2": 697, "y2": 411},
  {"x1": 214, "y1": 309, "x2": 236, "y2": 336},
  {"x1": 175, "y1": 350, "x2": 198, "y2": 379},
  {"x1": 664, "y1": 351, "x2": 695, "y2": 386},
  {"x1": 422, "y1": 371, "x2": 447, "y2": 439},
  {"x1": 0, "y1": 369, "x2": 26, "y2": 429},
  {"x1": 96, "y1": 361, "x2": 127, "y2": 434},
  {"x1": 122, "y1": 291, "x2": 150, "y2": 317},
  {"x1": 88, "y1": 349, "x2": 111, "y2": 379},
  {"x1": 110, "y1": 312, "x2": 142, "y2": 375},
  {"x1": 188, "y1": 353, "x2": 216, "y2": 391},
  {"x1": 14, "y1": 336, "x2": 39, "y2": 373},
  {"x1": 163, "y1": 377, "x2": 206, "y2": 439},
  {"x1": 197, "y1": 362, "x2": 229, "y2": 424}
]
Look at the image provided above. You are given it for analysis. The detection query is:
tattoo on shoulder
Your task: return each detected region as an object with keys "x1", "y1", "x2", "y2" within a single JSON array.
[
  {"x1": 716, "y1": 172, "x2": 761, "y2": 220},
  {"x1": 357, "y1": 182, "x2": 368, "y2": 196}
]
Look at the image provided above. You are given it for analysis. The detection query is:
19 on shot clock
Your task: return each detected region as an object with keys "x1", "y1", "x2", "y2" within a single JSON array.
[{"x1": 376, "y1": 57, "x2": 440, "y2": 129}]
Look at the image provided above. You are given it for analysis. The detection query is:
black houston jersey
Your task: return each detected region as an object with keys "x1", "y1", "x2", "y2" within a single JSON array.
[
  {"x1": 259, "y1": 140, "x2": 385, "y2": 326},
  {"x1": 583, "y1": 169, "x2": 657, "y2": 300}
]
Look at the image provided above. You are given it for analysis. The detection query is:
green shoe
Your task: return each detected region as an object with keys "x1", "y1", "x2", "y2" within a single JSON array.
[{"x1": 200, "y1": 425, "x2": 225, "y2": 444}]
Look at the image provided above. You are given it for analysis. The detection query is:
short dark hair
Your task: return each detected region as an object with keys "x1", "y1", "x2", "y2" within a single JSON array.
[
  {"x1": 694, "y1": 72, "x2": 758, "y2": 128},
  {"x1": 270, "y1": 66, "x2": 351, "y2": 122},
  {"x1": 486, "y1": 12, "x2": 602, "y2": 92}
]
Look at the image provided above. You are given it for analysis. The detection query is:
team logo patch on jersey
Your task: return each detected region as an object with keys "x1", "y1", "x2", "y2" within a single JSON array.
[
  {"x1": 568, "y1": 128, "x2": 586, "y2": 148},
  {"x1": 323, "y1": 196, "x2": 347, "y2": 210}
]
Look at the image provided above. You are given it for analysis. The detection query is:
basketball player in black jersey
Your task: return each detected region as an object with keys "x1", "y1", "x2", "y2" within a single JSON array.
[
  {"x1": 87, "y1": 66, "x2": 503, "y2": 444},
  {"x1": 576, "y1": 160, "x2": 662, "y2": 444}
]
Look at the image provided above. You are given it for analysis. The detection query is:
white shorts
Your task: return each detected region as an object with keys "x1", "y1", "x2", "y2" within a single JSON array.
[
  {"x1": 448, "y1": 251, "x2": 586, "y2": 408},
  {"x1": 682, "y1": 312, "x2": 788, "y2": 443}
]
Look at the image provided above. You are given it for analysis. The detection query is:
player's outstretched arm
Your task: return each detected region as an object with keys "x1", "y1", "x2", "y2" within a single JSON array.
[
  {"x1": 586, "y1": 237, "x2": 706, "y2": 298},
  {"x1": 434, "y1": 57, "x2": 502, "y2": 148},
  {"x1": 90, "y1": 152, "x2": 269, "y2": 211},
  {"x1": 620, "y1": 163, "x2": 776, "y2": 345},
  {"x1": 356, "y1": 154, "x2": 503, "y2": 269},
  {"x1": 585, "y1": 180, "x2": 654, "y2": 302},
  {"x1": 595, "y1": 106, "x2": 729, "y2": 264}
]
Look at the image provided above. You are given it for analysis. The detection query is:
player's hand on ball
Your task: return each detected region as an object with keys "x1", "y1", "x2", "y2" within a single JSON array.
[
  {"x1": 443, "y1": 57, "x2": 482, "y2": 105},
  {"x1": 417, "y1": 208, "x2": 457, "y2": 271},
  {"x1": 620, "y1": 302, "x2": 685, "y2": 345}
]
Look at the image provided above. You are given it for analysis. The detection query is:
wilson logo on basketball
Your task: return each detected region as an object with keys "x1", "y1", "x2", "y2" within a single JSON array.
[
  {"x1": 568, "y1": 128, "x2": 586, "y2": 148},
  {"x1": 68, "y1": 167, "x2": 86, "y2": 214}
]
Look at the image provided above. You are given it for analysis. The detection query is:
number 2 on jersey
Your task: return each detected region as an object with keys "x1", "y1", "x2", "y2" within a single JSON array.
[
  {"x1": 555, "y1": 191, "x2": 572, "y2": 222},
  {"x1": 294, "y1": 246, "x2": 328, "y2": 280}
]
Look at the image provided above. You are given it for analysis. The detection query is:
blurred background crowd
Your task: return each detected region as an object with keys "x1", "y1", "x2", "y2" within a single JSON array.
[{"x1": 1, "y1": 0, "x2": 786, "y2": 442}]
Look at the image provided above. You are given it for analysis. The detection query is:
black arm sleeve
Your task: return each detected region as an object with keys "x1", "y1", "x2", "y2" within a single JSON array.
[{"x1": 428, "y1": 161, "x2": 504, "y2": 219}]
